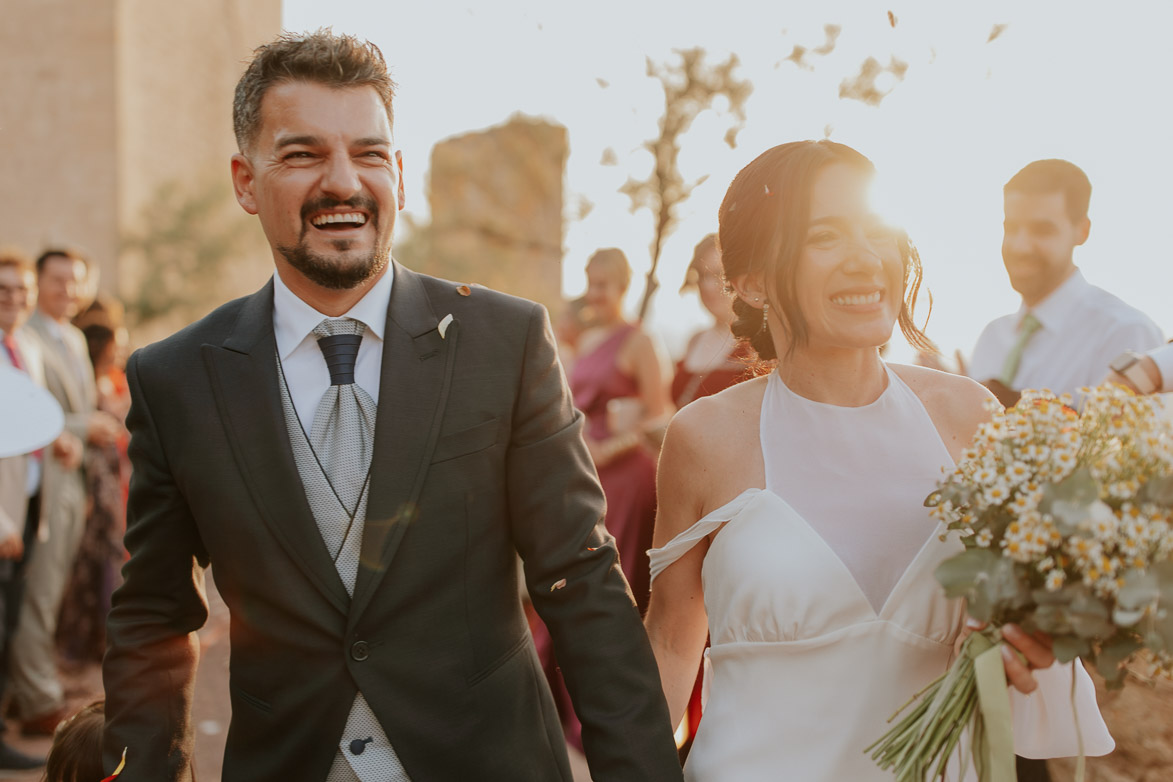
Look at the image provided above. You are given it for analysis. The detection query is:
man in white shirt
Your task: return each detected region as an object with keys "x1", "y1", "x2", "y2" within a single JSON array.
[
  {"x1": 967, "y1": 159, "x2": 1162, "y2": 408},
  {"x1": 8, "y1": 249, "x2": 119, "y2": 737},
  {"x1": 966, "y1": 159, "x2": 1163, "y2": 782},
  {"x1": 0, "y1": 251, "x2": 60, "y2": 771}
]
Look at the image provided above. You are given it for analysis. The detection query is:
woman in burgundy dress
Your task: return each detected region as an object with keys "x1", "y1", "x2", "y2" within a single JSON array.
[
  {"x1": 672, "y1": 234, "x2": 753, "y2": 409},
  {"x1": 535, "y1": 247, "x2": 672, "y2": 750}
]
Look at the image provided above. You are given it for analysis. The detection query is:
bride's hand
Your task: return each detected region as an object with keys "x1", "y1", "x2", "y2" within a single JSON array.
[{"x1": 1000, "y1": 623, "x2": 1055, "y2": 694}]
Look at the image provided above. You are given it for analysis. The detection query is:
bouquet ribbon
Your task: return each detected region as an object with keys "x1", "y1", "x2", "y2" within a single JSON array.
[{"x1": 970, "y1": 634, "x2": 1017, "y2": 782}]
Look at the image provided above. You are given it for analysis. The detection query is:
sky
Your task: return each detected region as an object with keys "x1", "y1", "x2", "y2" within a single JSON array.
[{"x1": 282, "y1": 0, "x2": 1173, "y2": 362}]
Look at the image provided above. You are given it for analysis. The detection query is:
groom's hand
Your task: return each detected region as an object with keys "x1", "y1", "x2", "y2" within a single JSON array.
[{"x1": 1000, "y1": 623, "x2": 1055, "y2": 694}]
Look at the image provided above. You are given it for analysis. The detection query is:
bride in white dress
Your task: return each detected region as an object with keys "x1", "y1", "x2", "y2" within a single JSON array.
[{"x1": 644, "y1": 140, "x2": 1114, "y2": 781}]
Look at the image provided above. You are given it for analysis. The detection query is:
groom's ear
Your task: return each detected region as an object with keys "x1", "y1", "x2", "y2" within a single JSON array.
[{"x1": 231, "y1": 153, "x2": 259, "y2": 215}]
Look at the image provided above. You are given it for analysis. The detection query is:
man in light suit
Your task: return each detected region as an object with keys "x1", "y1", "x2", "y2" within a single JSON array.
[
  {"x1": 102, "y1": 31, "x2": 682, "y2": 782},
  {"x1": 0, "y1": 250, "x2": 58, "y2": 770},
  {"x1": 9, "y1": 249, "x2": 120, "y2": 735}
]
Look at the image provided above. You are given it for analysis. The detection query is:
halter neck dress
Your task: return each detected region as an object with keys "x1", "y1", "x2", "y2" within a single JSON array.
[{"x1": 650, "y1": 366, "x2": 1113, "y2": 781}]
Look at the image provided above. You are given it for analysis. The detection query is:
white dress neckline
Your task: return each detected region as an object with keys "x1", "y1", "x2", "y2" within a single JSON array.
[{"x1": 647, "y1": 363, "x2": 1113, "y2": 781}]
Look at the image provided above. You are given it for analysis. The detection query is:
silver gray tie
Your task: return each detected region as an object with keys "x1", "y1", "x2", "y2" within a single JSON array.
[
  {"x1": 311, "y1": 317, "x2": 377, "y2": 583},
  {"x1": 285, "y1": 318, "x2": 409, "y2": 782}
]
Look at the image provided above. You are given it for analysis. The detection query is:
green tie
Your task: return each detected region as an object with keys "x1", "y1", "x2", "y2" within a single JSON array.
[{"x1": 998, "y1": 312, "x2": 1041, "y2": 387}]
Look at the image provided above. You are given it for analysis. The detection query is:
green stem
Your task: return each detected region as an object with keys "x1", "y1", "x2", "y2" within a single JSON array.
[{"x1": 1071, "y1": 663, "x2": 1085, "y2": 782}]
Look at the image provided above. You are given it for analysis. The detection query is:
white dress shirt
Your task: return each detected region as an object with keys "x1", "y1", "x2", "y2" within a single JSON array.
[
  {"x1": 272, "y1": 267, "x2": 392, "y2": 423},
  {"x1": 1146, "y1": 343, "x2": 1173, "y2": 392},
  {"x1": 1, "y1": 328, "x2": 42, "y2": 497},
  {"x1": 969, "y1": 269, "x2": 1164, "y2": 396}
]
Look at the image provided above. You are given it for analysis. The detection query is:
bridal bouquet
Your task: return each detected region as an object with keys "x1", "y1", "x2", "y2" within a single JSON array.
[{"x1": 867, "y1": 383, "x2": 1173, "y2": 781}]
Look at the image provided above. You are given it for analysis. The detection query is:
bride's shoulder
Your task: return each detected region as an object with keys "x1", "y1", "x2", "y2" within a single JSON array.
[
  {"x1": 889, "y1": 363, "x2": 997, "y2": 448},
  {"x1": 668, "y1": 375, "x2": 768, "y2": 445},
  {"x1": 891, "y1": 363, "x2": 992, "y2": 406},
  {"x1": 661, "y1": 376, "x2": 766, "y2": 481}
]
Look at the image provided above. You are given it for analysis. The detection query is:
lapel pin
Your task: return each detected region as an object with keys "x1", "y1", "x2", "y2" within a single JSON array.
[
  {"x1": 438, "y1": 314, "x2": 454, "y2": 339},
  {"x1": 457, "y1": 284, "x2": 472, "y2": 297}
]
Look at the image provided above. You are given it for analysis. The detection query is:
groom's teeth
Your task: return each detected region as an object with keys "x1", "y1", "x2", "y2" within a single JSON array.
[
  {"x1": 311, "y1": 212, "x2": 367, "y2": 226},
  {"x1": 831, "y1": 291, "x2": 881, "y2": 306}
]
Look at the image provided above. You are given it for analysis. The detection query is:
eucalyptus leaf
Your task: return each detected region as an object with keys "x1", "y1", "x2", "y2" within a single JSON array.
[
  {"x1": 1032, "y1": 585, "x2": 1077, "y2": 607},
  {"x1": 1094, "y1": 635, "x2": 1143, "y2": 687},
  {"x1": 1113, "y1": 606, "x2": 1148, "y2": 627},
  {"x1": 1153, "y1": 606, "x2": 1173, "y2": 652},
  {"x1": 1068, "y1": 589, "x2": 1116, "y2": 639},
  {"x1": 935, "y1": 549, "x2": 1000, "y2": 599},
  {"x1": 1139, "y1": 473, "x2": 1173, "y2": 507},
  {"x1": 1154, "y1": 560, "x2": 1173, "y2": 605},
  {"x1": 1040, "y1": 467, "x2": 1100, "y2": 511},
  {"x1": 1144, "y1": 630, "x2": 1167, "y2": 653},
  {"x1": 1032, "y1": 604, "x2": 1073, "y2": 635},
  {"x1": 1115, "y1": 569, "x2": 1160, "y2": 628},
  {"x1": 1048, "y1": 499, "x2": 1114, "y2": 538},
  {"x1": 1052, "y1": 634, "x2": 1091, "y2": 663},
  {"x1": 987, "y1": 556, "x2": 1032, "y2": 611}
]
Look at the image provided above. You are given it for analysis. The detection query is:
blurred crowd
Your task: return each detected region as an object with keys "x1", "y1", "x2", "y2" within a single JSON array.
[
  {"x1": 533, "y1": 235, "x2": 754, "y2": 756},
  {"x1": 0, "y1": 247, "x2": 129, "y2": 770}
]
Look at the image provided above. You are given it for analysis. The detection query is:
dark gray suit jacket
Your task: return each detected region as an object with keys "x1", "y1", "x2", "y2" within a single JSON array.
[{"x1": 102, "y1": 263, "x2": 682, "y2": 781}]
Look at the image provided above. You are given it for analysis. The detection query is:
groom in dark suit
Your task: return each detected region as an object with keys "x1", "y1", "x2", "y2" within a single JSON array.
[{"x1": 102, "y1": 31, "x2": 681, "y2": 782}]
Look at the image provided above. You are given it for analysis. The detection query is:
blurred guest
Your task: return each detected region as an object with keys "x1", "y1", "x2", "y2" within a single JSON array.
[
  {"x1": 43, "y1": 700, "x2": 168, "y2": 782},
  {"x1": 56, "y1": 322, "x2": 128, "y2": 664},
  {"x1": 958, "y1": 160, "x2": 1160, "y2": 780},
  {"x1": 672, "y1": 234, "x2": 753, "y2": 408},
  {"x1": 534, "y1": 248, "x2": 672, "y2": 749},
  {"x1": 572, "y1": 247, "x2": 671, "y2": 613},
  {"x1": 962, "y1": 160, "x2": 1162, "y2": 409},
  {"x1": 9, "y1": 249, "x2": 119, "y2": 736},
  {"x1": 43, "y1": 701, "x2": 107, "y2": 782},
  {"x1": 553, "y1": 295, "x2": 593, "y2": 374},
  {"x1": 0, "y1": 251, "x2": 49, "y2": 770}
]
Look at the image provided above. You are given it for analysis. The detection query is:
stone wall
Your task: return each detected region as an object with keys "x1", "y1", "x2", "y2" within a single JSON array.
[
  {"x1": 0, "y1": 0, "x2": 278, "y2": 322},
  {"x1": 0, "y1": 0, "x2": 119, "y2": 278},
  {"x1": 422, "y1": 116, "x2": 567, "y2": 309}
]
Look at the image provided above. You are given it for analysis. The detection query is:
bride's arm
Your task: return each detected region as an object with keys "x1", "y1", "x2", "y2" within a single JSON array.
[{"x1": 644, "y1": 410, "x2": 715, "y2": 729}]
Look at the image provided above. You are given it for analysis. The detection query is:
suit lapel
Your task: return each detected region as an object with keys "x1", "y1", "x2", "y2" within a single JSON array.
[
  {"x1": 203, "y1": 282, "x2": 350, "y2": 614},
  {"x1": 350, "y1": 263, "x2": 457, "y2": 621},
  {"x1": 28, "y1": 312, "x2": 86, "y2": 414}
]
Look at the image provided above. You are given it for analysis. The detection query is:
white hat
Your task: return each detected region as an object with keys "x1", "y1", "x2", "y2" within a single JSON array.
[{"x1": 0, "y1": 365, "x2": 64, "y2": 458}]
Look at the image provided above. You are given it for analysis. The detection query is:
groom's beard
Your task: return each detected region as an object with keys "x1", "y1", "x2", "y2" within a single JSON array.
[
  {"x1": 277, "y1": 241, "x2": 390, "y2": 291},
  {"x1": 278, "y1": 195, "x2": 390, "y2": 290}
]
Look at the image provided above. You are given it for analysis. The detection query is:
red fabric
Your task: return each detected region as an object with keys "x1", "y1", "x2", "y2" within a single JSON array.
[
  {"x1": 670, "y1": 340, "x2": 755, "y2": 409},
  {"x1": 2, "y1": 333, "x2": 24, "y2": 371}
]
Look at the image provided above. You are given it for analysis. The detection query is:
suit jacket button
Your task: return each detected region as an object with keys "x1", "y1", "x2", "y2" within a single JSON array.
[{"x1": 350, "y1": 641, "x2": 370, "y2": 661}]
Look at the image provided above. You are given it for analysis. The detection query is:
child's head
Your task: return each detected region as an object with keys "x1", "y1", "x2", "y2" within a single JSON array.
[{"x1": 44, "y1": 700, "x2": 106, "y2": 782}]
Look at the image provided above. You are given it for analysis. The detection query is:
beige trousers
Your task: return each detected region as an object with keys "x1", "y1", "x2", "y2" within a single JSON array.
[{"x1": 8, "y1": 460, "x2": 85, "y2": 718}]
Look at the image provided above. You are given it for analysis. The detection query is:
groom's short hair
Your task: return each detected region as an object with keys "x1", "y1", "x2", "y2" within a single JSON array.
[
  {"x1": 1004, "y1": 159, "x2": 1091, "y2": 224},
  {"x1": 233, "y1": 29, "x2": 397, "y2": 154}
]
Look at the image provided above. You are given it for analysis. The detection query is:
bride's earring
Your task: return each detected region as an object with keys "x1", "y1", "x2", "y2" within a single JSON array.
[{"x1": 760, "y1": 302, "x2": 770, "y2": 334}]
